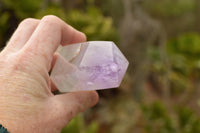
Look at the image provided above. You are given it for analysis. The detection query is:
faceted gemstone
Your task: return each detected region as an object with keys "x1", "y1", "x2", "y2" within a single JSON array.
[{"x1": 50, "y1": 41, "x2": 129, "y2": 92}]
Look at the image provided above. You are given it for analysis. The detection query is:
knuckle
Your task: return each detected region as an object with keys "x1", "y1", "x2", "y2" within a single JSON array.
[
  {"x1": 19, "y1": 18, "x2": 37, "y2": 26},
  {"x1": 0, "y1": 53, "x2": 28, "y2": 74},
  {"x1": 9, "y1": 51, "x2": 38, "y2": 73},
  {"x1": 41, "y1": 15, "x2": 60, "y2": 25},
  {"x1": 12, "y1": 52, "x2": 31, "y2": 69}
]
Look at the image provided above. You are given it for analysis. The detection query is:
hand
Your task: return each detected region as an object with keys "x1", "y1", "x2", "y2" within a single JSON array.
[{"x1": 0, "y1": 15, "x2": 99, "y2": 133}]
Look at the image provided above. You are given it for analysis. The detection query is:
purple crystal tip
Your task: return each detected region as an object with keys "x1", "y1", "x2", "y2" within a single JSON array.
[{"x1": 50, "y1": 41, "x2": 129, "y2": 92}]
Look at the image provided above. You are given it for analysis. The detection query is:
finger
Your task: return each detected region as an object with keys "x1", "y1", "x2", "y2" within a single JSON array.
[
  {"x1": 51, "y1": 53, "x2": 59, "y2": 70},
  {"x1": 50, "y1": 79, "x2": 58, "y2": 92},
  {"x1": 4, "y1": 18, "x2": 39, "y2": 53},
  {"x1": 22, "y1": 15, "x2": 86, "y2": 70},
  {"x1": 50, "y1": 91, "x2": 98, "y2": 126},
  {"x1": 50, "y1": 54, "x2": 59, "y2": 92}
]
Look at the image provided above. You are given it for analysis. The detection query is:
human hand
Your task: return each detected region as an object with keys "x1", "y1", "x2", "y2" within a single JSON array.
[{"x1": 0, "y1": 15, "x2": 99, "y2": 133}]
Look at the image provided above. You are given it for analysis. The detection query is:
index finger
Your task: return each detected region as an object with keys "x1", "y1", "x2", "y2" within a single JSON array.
[{"x1": 22, "y1": 15, "x2": 86, "y2": 70}]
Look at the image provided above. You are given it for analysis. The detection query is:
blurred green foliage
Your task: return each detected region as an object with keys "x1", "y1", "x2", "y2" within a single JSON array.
[
  {"x1": 142, "y1": 102, "x2": 176, "y2": 133},
  {"x1": 61, "y1": 115, "x2": 98, "y2": 133},
  {"x1": 1, "y1": 0, "x2": 42, "y2": 18},
  {"x1": 168, "y1": 33, "x2": 200, "y2": 57},
  {"x1": 148, "y1": 33, "x2": 200, "y2": 96},
  {"x1": 142, "y1": 101, "x2": 200, "y2": 133},
  {"x1": 167, "y1": 33, "x2": 200, "y2": 94},
  {"x1": 144, "y1": 0, "x2": 195, "y2": 17},
  {"x1": 143, "y1": 32, "x2": 200, "y2": 133}
]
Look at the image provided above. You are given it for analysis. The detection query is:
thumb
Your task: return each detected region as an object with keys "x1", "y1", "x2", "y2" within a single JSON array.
[{"x1": 49, "y1": 91, "x2": 99, "y2": 128}]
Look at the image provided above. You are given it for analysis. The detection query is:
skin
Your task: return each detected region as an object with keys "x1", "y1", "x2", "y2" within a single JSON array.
[{"x1": 0, "y1": 15, "x2": 99, "y2": 133}]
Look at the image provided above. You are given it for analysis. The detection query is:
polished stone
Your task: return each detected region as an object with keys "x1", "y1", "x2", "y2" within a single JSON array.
[{"x1": 50, "y1": 41, "x2": 129, "y2": 92}]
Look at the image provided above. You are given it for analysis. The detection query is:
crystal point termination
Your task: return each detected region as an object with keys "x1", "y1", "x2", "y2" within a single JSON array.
[{"x1": 50, "y1": 41, "x2": 129, "y2": 92}]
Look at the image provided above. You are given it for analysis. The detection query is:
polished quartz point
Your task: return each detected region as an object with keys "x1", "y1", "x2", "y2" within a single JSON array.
[{"x1": 50, "y1": 41, "x2": 129, "y2": 92}]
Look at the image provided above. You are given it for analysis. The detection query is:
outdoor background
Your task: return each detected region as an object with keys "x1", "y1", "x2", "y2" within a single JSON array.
[{"x1": 1, "y1": 0, "x2": 200, "y2": 132}]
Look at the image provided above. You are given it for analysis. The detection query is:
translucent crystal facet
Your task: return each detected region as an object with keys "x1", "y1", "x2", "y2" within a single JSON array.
[{"x1": 50, "y1": 41, "x2": 129, "y2": 92}]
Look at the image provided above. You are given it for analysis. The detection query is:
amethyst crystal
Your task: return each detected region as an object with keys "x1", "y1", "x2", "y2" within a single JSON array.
[{"x1": 50, "y1": 41, "x2": 129, "y2": 92}]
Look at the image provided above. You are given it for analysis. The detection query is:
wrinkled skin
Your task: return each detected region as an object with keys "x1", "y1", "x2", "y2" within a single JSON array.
[{"x1": 0, "y1": 15, "x2": 99, "y2": 133}]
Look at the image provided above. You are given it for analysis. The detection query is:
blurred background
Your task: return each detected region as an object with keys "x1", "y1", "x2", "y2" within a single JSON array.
[{"x1": 1, "y1": 0, "x2": 200, "y2": 132}]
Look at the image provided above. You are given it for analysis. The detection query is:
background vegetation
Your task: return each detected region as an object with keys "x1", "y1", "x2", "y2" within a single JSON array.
[{"x1": 1, "y1": 0, "x2": 200, "y2": 132}]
